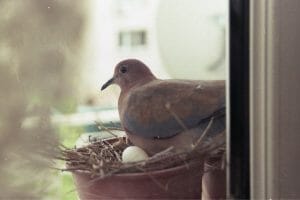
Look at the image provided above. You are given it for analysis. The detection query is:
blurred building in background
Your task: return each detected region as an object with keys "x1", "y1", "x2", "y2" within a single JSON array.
[{"x1": 81, "y1": 0, "x2": 227, "y2": 107}]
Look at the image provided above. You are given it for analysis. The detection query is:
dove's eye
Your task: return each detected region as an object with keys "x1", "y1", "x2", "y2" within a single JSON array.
[{"x1": 120, "y1": 66, "x2": 127, "y2": 73}]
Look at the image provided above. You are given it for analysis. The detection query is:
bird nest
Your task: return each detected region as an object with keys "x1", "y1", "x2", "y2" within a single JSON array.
[{"x1": 58, "y1": 126, "x2": 225, "y2": 179}]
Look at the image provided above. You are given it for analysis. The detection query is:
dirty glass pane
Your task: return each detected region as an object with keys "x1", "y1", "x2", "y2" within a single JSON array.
[{"x1": 0, "y1": 0, "x2": 228, "y2": 199}]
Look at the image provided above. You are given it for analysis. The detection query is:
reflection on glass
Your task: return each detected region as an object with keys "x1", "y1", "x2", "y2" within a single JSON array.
[{"x1": 0, "y1": 0, "x2": 228, "y2": 199}]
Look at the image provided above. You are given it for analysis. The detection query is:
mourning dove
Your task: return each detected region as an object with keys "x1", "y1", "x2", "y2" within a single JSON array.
[{"x1": 101, "y1": 59, "x2": 225, "y2": 155}]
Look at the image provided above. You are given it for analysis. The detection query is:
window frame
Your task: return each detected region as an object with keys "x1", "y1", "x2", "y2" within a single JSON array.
[{"x1": 228, "y1": 0, "x2": 250, "y2": 198}]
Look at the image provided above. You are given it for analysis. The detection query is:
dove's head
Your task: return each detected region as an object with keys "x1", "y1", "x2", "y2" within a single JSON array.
[{"x1": 101, "y1": 59, "x2": 156, "y2": 91}]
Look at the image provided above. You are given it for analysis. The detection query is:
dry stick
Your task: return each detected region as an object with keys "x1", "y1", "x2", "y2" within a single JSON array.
[
  {"x1": 102, "y1": 140, "x2": 122, "y2": 162},
  {"x1": 165, "y1": 101, "x2": 216, "y2": 151},
  {"x1": 94, "y1": 120, "x2": 119, "y2": 138},
  {"x1": 150, "y1": 146, "x2": 174, "y2": 159},
  {"x1": 104, "y1": 127, "x2": 124, "y2": 131},
  {"x1": 194, "y1": 133, "x2": 225, "y2": 154},
  {"x1": 192, "y1": 117, "x2": 214, "y2": 149},
  {"x1": 143, "y1": 127, "x2": 222, "y2": 170},
  {"x1": 85, "y1": 162, "x2": 142, "y2": 186},
  {"x1": 165, "y1": 102, "x2": 188, "y2": 131},
  {"x1": 147, "y1": 152, "x2": 187, "y2": 167}
]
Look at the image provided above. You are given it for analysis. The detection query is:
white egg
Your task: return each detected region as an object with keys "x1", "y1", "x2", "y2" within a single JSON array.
[{"x1": 122, "y1": 146, "x2": 149, "y2": 163}]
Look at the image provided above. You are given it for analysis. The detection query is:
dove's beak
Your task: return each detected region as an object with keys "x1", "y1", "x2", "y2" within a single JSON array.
[{"x1": 101, "y1": 77, "x2": 114, "y2": 91}]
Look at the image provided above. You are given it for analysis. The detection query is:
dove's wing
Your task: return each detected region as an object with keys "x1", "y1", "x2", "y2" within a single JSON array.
[{"x1": 120, "y1": 79, "x2": 225, "y2": 138}]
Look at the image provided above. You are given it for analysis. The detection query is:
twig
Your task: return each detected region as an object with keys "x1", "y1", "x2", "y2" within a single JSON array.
[
  {"x1": 103, "y1": 127, "x2": 124, "y2": 131},
  {"x1": 192, "y1": 117, "x2": 214, "y2": 149},
  {"x1": 94, "y1": 121, "x2": 119, "y2": 138},
  {"x1": 165, "y1": 102, "x2": 188, "y2": 131},
  {"x1": 150, "y1": 146, "x2": 174, "y2": 159}
]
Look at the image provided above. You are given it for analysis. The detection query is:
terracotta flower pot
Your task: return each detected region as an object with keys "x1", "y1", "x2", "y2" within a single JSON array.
[
  {"x1": 72, "y1": 160, "x2": 204, "y2": 200},
  {"x1": 201, "y1": 156, "x2": 226, "y2": 199}
]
